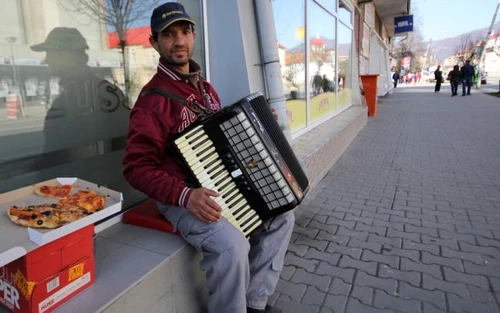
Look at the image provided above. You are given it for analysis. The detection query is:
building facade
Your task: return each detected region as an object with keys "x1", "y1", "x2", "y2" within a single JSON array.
[{"x1": 0, "y1": 0, "x2": 409, "y2": 218}]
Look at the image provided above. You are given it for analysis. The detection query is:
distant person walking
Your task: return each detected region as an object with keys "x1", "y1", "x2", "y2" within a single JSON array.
[
  {"x1": 447, "y1": 65, "x2": 462, "y2": 97},
  {"x1": 392, "y1": 71, "x2": 400, "y2": 88},
  {"x1": 461, "y1": 59, "x2": 475, "y2": 96},
  {"x1": 434, "y1": 65, "x2": 443, "y2": 92}
]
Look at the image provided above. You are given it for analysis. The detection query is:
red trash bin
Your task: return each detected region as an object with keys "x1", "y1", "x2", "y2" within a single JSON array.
[{"x1": 360, "y1": 74, "x2": 379, "y2": 117}]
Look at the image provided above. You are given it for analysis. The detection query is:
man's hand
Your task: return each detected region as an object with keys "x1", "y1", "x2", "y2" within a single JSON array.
[{"x1": 186, "y1": 187, "x2": 222, "y2": 223}]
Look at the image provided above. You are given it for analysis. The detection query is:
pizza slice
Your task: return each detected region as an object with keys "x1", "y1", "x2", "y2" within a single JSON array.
[
  {"x1": 58, "y1": 206, "x2": 91, "y2": 225},
  {"x1": 8, "y1": 204, "x2": 61, "y2": 229},
  {"x1": 35, "y1": 185, "x2": 74, "y2": 199},
  {"x1": 58, "y1": 190, "x2": 106, "y2": 213}
]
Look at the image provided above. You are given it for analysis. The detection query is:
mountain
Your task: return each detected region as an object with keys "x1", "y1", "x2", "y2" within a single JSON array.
[{"x1": 428, "y1": 22, "x2": 500, "y2": 63}]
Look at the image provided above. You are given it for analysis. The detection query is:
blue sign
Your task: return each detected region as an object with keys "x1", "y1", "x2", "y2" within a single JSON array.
[{"x1": 394, "y1": 15, "x2": 414, "y2": 34}]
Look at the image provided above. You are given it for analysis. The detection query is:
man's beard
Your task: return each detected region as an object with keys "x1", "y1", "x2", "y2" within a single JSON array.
[{"x1": 163, "y1": 48, "x2": 191, "y2": 67}]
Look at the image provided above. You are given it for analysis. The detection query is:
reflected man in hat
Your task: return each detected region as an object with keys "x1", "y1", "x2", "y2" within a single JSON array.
[{"x1": 30, "y1": 27, "x2": 129, "y2": 170}]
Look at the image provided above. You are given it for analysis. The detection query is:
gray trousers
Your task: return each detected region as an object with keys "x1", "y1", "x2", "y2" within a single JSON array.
[{"x1": 157, "y1": 203, "x2": 295, "y2": 313}]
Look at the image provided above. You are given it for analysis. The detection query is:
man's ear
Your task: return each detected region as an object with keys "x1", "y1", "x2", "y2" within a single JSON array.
[{"x1": 149, "y1": 36, "x2": 159, "y2": 52}]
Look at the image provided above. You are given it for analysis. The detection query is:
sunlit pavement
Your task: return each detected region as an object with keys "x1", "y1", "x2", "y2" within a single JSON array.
[{"x1": 271, "y1": 84, "x2": 500, "y2": 313}]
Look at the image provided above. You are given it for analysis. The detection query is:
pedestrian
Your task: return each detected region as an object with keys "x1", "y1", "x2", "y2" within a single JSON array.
[
  {"x1": 434, "y1": 65, "x2": 443, "y2": 92},
  {"x1": 461, "y1": 59, "x2": 475, "y2": 96},
  {"x1": 392, "y1": 71, "x2": 400, "y2": 88},
  {"x1": 122, "y1": 3, "x2": 293, "y2": 313},
  {"x1": 322, "y1": 74, "x2": 331, "y2": 92},
  {"x1": 447, "y1": 65, "x2": 462, "y2": 96},
  {"x1": 313, "y1": 71, "x2": 322, "y2": 95}
]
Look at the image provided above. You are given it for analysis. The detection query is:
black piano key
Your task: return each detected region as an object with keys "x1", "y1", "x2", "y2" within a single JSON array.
[
  {"x1": 208, "y1": 167, "x2": 226, "y2": 181},
  {"x1": 242, "y1": 218, "x2": 261, "y2": 235},
  {"x1": 195, "y1": 144, "x2": 214, "y2": 158},
  {"x1": 216, "y1": 177, "x2": 233, "y2": 191},
  {"x1": 185, "y1": 129, "x2": 205, "y2": 143}
]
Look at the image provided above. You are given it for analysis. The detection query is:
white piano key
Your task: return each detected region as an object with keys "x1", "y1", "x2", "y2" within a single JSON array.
[
  {"x1": 175, "y1": 128, "x2": 205, "y2": 148},
  {"x1": 243, "y1": 219, "x2": 262, "y2": 237},
  {"x1": 198, "y1": 170, "x2": 229, "y2": 186},
  {"x1": 178, "y1": 135, "x2": 211, "y2": 154},
  {"x1": 184, "y1": 145, "x2": 215, "y2": 162},
  {"x1": 189, "y1": 154, "x2": 219, "y2": 172},
  {"x1": 193, "y1": 159, "x2": 223, "y2": 176}
]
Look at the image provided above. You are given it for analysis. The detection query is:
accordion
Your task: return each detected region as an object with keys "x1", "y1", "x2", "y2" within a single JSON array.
[{"x1": 174, "y1": 92, "x2": 309, "y2": 236}]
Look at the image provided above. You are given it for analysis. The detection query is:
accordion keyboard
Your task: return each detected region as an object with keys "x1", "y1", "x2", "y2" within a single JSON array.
[{"x1": 175, "y1": 125, "x2": 263, "y2": 237}]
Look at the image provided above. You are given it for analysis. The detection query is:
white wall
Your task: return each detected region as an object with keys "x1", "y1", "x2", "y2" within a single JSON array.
[{"x1": 206, "y1": 0, "x2": 265, "y2": 106}]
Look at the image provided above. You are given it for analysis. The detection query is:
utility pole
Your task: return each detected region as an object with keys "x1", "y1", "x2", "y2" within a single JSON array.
[
  {"x1": 422, "y1": 40, "x2": 431, "y2": 72},
  {"x1": 476, "y1": 0, "x2": 500, "y2": 89}
]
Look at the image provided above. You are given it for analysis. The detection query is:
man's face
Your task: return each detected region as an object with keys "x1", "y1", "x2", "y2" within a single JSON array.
[
  {"x1": 45, "y1": 50, "x2": 74, "y2": 76},
  {"x1": 151, "y1": 21, "x2": 195, "y2": 72}
]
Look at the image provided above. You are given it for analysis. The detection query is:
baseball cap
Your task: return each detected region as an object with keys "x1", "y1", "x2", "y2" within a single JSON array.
[
  {"x1": 31, "y1": 27, "x2": 89, "y2": 51},
  {"x1": 150, "y1": 2, "x2": 195, "y2": 34}
]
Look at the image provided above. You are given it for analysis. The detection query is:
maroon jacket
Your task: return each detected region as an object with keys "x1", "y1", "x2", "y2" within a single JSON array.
[{"x1": 123, "y1": 58, "x2": 221, "y2": 207}]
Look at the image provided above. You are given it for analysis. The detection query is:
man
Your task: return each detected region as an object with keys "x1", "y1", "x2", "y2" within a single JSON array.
[
  {"x1": 29, "y1": 27, "x2": 128, "y2": 171},
  {"x1": 313, "y1": 71, "x2": 322, "y2": 95},
  {"x1": 392, "y1": 71, "x2": 400, "y2": 88},
  {"x1": 434, "y1": 65, "x2": 443, "y2": 92},
  {"x1": 122, "y1": 3, "x2": 294, "y2": 313},
  {"x1": 461, "y1": 59, "x2": 475, "y2": 96}
]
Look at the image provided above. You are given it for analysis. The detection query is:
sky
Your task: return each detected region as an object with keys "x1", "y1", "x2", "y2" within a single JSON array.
[{"x1": 413, "y1": 0, "x2": 499, "y2": 41}]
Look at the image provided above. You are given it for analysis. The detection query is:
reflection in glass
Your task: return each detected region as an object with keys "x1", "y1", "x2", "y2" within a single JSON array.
[
  {"x1": 339, "y1": 0, "x2": 352, "y2": 24},
  {"x1": 338, "y1": 22, "x2": 353, "y2": 109},
  {"x1": 0, "y1": 1, "x2": 204, "y2": 209},
  {"x1": 274, "y1": 0, "x2": 307, "y2": 133},
  {"x1": 314, "y1": 0, "x2": 337, "y2": 13},
  {"x1": 309, "y1": 0, "x2": 336, "y2": 123}
]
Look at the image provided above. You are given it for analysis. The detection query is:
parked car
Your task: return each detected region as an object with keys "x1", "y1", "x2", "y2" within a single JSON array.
[
  {"x1": 481, "y1": 72, "x2": 487, "y2": 84},
  {"x1": 421, "y1": 71, "x2": 432, "y2": 82}
]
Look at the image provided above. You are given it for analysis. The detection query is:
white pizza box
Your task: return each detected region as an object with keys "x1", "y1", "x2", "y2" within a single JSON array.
[{"x1": 0, "y1": 177, "x2": 122, "y2": 267}]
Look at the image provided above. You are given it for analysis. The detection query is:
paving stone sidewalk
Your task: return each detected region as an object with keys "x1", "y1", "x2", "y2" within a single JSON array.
[{"x1": 271, "y1": 85, "x2": 500, "y2": 313}]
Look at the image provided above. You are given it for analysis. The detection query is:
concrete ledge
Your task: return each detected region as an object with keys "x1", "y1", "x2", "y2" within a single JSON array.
[
  {"x1": 54, "y1": 224, "x2": 208, "y2": 313},
  {"x1": 1, "y1": 105, "x2": 368, "y2": 313},
  {"x1": 292, "y1": 106, "x2": 368, "y2": 189}
]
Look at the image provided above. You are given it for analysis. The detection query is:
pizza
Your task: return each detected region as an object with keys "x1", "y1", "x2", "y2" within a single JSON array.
[
  {"x1": 6, "y1": 186, "x2": 107, "y2": 229},
  {"x1": 34, "y1": 185, "x2": 73, "y2": 199},
  {"x1": 58, "y1": 190, "x2": 106, "y2": 213},
  {"x1": 8, "y1": 204, "x2": 90, "y2": 229},
  {"x1": 8, "y1": 204, "x2": 62, "y2": 229}
]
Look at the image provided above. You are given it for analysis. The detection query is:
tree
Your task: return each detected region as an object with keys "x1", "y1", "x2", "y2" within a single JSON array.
[
  {"x1": 56, "y1": 0, "x2": 161, "y2": 101},
  {"x1": 454, "y1": 33, "x2": 480, "y2": 63}
]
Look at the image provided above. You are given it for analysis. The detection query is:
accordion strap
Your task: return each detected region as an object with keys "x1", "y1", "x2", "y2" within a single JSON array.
[{"x1": 141, "y1": 88, "x2": 212, "y2": 118}]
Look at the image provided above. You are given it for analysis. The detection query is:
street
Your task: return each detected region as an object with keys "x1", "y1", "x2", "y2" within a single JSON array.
[{"x1": 270, "y1": 84, "x2": 500, "y2": 313}]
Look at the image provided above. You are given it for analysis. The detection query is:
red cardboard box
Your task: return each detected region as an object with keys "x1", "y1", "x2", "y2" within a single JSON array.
[{"x1": 0, "y1": 225, "x2": 95, "y2": 313}]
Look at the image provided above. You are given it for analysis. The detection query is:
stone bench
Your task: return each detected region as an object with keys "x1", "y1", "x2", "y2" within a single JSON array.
[{"x1": 2, "y1": 105, "x2": 366, "y2": 313}]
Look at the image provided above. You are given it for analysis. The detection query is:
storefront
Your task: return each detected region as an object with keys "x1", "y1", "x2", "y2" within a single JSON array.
[
  {"x1": 0, "y1": 0, "x2": 408, "y2": 214},
  {"x1": 274, "y1": 0, "x2": 355, "y2": 136}
]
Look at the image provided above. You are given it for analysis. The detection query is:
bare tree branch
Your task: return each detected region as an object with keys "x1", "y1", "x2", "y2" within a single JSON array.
[
  {"x1": 54, "y1": 0, "x2": 161, "y2": 99},
  {"x1": 454, "y1": 33, "x2": 480, "y2": 62}
]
